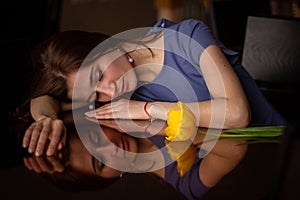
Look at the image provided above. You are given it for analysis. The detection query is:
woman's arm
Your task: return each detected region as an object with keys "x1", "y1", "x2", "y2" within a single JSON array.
[
  {"x1": 30, "y1": 95, "x2": 61, "y2": 121},
  {"x1": 197, "y1": 45, "x2": 251, "y2": 128},
  {"x1": 23, "y1": 95, "x2": 67, "y2": 156},
  {"x1": 147, "y1": 45, "x2": 251, "y2": 129}
]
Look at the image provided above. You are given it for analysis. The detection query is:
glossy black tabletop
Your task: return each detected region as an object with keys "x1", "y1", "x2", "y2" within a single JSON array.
[{"x1": 1, "y1": 111, "x2": 299, "y2": 200}]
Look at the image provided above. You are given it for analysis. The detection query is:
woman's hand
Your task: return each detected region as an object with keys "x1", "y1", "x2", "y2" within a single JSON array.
[
  {"x1": 22, "y1": 117, "x2": 67, "y2": 156},
  {"x1": 85, "y1": 118, "x2": 166, "y2": 137},
  {"x1": 85, "y1": 99, "x2": 150, "y2": 120}
]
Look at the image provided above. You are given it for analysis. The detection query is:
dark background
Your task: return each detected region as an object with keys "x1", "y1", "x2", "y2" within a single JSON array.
[{"x1": 0, "y1": 0, "x2": 299, "y2": 199}]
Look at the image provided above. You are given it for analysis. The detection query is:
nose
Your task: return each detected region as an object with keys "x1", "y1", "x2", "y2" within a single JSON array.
[{"x1": 95, "y1": 81, "x2": 116, "y2": 102}]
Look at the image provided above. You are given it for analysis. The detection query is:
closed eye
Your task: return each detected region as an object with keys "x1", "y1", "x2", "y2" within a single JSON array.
[
  {"x1": 98, "y1": 158, "x2": 106, "y2": 171},
  {"x1": 92, "y1": 155, "x2": 106, "y2": 174}
]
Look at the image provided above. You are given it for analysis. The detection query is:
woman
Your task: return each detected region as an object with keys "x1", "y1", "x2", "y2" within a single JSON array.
[{"x1": 22, "y1": 18, "x2": 285, "y2": 157}]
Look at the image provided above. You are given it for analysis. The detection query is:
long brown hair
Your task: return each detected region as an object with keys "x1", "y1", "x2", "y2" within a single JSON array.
[
  {"x1": 30, "y1": 30, "x2": 110, "y2": 101},
  {"x1": 17, "y1": 30, "x2": 109, "y2": 122}
]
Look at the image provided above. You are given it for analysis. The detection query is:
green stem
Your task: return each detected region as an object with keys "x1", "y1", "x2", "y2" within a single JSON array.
[{"x1": 197, "y1": 126, "x2": 285, "y2": 138}]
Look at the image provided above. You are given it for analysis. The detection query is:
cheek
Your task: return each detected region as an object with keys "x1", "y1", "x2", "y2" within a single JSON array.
[
  {"x1": 104, "y1": 57, "x2": 133, "y2": 80},
  {"x1": 104, "y1": 65, "x2": 124, "y2": 81}
]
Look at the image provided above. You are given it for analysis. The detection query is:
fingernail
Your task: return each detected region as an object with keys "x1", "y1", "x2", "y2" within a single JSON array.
[
  {"x1": 85, "y1": 111, "x2": 96, "y2": 118},
  {"x1": 35, "y1": 151, "x2": 40, "y2": 157}
]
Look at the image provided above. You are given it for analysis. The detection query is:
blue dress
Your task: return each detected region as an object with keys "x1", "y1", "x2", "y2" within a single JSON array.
[{"x1": 132, "y1": 18, "x2": 285, "y2": 126}]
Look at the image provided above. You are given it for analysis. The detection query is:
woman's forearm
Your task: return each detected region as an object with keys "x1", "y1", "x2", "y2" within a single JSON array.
[
  {"x1": 30, "y1": 95, "x2": 60, "y2": 121},
  {"x1": 146, "y1": 100, "x2": 250, "y2": 129},
  {"x1": 192, "y1": 99, "x2": 250, "y2": 129}
]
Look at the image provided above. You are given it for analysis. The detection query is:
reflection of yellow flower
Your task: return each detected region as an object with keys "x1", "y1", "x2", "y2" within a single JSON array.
[
  {"x1": 165, "y1": 140, "x2": 197, "y2": 176},
  {"x1": 165, "y1": 102, "x2": 197, "y2": 141}
]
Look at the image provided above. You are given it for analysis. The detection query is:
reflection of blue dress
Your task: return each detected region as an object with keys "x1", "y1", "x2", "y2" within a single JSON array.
[
  {"x1": 133, "y1": 18, "x2": 285, "y2": 126},
  {"x1": 149, "y1": 135, "x2": 209, "y2": 200}
]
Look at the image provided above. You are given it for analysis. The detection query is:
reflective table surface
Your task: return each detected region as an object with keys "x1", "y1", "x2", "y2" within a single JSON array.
[{"x1": 1, "y1": 111, "x2": 299, "y2": 200}]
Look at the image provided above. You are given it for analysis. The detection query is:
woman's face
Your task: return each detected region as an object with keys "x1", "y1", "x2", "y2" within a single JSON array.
[
  {"x1": 69, "y1": 125, "x2": 138, "y2": 179},
  {"x1": 68, "y1": 49, "x2": 138, "y2": 103}
]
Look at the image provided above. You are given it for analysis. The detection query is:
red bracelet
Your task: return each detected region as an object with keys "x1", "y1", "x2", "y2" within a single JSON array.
[{"x1": 143, "y1": 102, "x2": 152, "y2": 119}]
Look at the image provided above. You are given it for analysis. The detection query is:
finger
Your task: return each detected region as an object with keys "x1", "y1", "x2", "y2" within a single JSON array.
[
  {"x1": 98, "y1": 119, "x2": 117, "y2": 126},
  {"x1": 85, "y1": 116, "x2": 99, "y2": 123},
  {"x1": 85, "y1": 102, "x2": 113, "y2": 117},
  {"x1": 47, "y1": 157, "x2": 64, "y2": 173},
  {"x1": 35, "y1": 156, "x2": 52, "y2": 173},
  {"x1": 55, "y1": 139, "x2": 66, "y2": 150},
  {"x1": 35, "y1": 128, "x2": 51, "y2": 156},
  {"x1": 23, "y1": 124, "x2": 35, "y2": 148},
  {"x1": 46, "y1": 121, "x2": 65, "y2": 156},
  {"x1": 23, "y1": 157, "x2": 33, "y2": 170},
  {"x1": 85, "y1": 110, "x2": 96, "y2": 118},
  {"x1": 28, "y1": 125, "x2": 43, "y2": 153},
  {"x1": 27, "y1": 157, "x2": 43, "y2": 173},
  {"x1": 94, "y1": 105, "x2": 123, "y2": 119},
  {"x1": 95, "y1": 112, "x2": 115, "y2": 119}
]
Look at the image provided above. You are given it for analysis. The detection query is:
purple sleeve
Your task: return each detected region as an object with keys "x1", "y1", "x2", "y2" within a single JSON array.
[{"x1": 165, "y1": 158, "x2": 210, "y2": 200}]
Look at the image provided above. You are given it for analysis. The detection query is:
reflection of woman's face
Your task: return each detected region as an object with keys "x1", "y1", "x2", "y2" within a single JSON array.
[
  {"x1": 69, "y1": 125, "x2": 138, "y2": 179},
  {"x1": 68, "y1": 50, "x2": 138, "y2": 103}
]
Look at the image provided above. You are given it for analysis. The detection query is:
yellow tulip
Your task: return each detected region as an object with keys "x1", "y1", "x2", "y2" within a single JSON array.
[{"x1": 165, "y1": 102, "x2": 197, "y2": 141}]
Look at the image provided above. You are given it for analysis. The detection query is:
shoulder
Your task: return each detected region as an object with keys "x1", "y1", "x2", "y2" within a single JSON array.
[
  {"x1": 166, "y1": 19, "x2": 218, "y2": 50},
  {"x1": 177, "y1": 18, "x2": 208, "y2": 28},
  {"x1": 156, "y1": 18, "x2": 209, "y2": 31},
  {"x1": 150, "y1": 18, "x2": 219, "y2": 54}
]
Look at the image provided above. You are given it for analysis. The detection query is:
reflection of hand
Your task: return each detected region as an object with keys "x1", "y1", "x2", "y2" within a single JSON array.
[
  {"x1": 85, "y1": 99, "x2": 149, "y2": 120},
  {"x1": 22, "y1": 117, "x2": 67, "y2": 156},
  {"x1": 23, "y1": 154, "x2": 65, "y2": 175},
  {"x1": 85, "y1": 118, "x2": 167, "y2": 137},
  {"x1": 98, "y1": 119, "x2": 150, "y2": 133}
]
